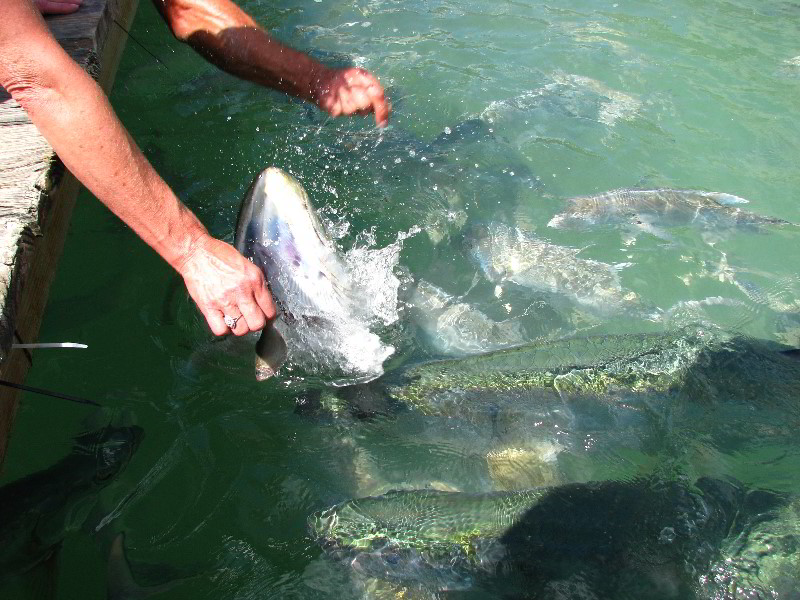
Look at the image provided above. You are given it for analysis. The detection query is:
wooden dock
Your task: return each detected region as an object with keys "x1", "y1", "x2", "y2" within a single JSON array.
[{"x1": 0, "y1": 0, "x2": 139, "y2": 469}]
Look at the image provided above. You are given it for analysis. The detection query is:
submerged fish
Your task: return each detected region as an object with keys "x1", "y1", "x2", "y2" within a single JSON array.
[
  {"x1": 310, "y1": 477, "x2": 781, "y2": 597},
  {"x1": 234, "y1": 167, "x2": 394, "y2": 382},
  {"x1": 330, "y1": 327, "x2": 712, "y2": 438},
  {"x1": 0, "y1": 423, "x2": 143, "y2": 578},
  {"x1": 406, "y1": 280, "x2": 527, "y2": 356},
  {"x1": 466, "y1": 222, "x2": 651, "y2": 318},
  {"x1": 329, "y1": 326, "x2": 800, "y2": 489},
  {"x1": 548, "y1": 189, "x2": 792, "y2": 241}
]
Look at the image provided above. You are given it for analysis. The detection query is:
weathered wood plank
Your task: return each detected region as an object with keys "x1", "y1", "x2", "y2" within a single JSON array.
[{"x1": 0, "y1": 0, "x2": 140, "y2": 469}]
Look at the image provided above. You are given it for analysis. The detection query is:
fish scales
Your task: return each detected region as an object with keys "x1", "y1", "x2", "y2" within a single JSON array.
[{"x1": 386, "y1": 327, "x2": 710, "y2": 413}]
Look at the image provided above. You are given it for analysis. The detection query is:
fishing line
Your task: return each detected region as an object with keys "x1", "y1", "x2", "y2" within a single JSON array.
[
  {"x1": 0, "y1": 379, "x2": 101, "y2": 407},
  {"x1": 112, "y1": 18, "x2": 169, "y2": 71}
]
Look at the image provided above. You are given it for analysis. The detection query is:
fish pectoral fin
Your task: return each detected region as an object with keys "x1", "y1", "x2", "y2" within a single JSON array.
[{"x1": 255, "y1": 325, "x2": 288, "y2": 381}]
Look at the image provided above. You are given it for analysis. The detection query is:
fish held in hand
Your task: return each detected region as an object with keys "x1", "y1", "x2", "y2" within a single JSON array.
[{"x1": 235, "y1": 167, "x2": 394, "y2": 382}]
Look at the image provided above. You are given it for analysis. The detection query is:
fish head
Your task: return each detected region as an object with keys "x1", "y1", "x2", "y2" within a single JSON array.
[
  {"x1": 309, "y1": 497, "x2": 470, "y2": 587},
  {"x1": 234, "y1": 167, "x2": 396, "y2": 382},
  {"x1": 73, "y1": 424, "x2": 144, "y2": 484}
]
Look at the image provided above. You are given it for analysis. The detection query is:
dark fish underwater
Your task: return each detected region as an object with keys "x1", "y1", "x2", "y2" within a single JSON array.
[{"x1": 0, "y1": 422, "x2": 143, "y2": 580}]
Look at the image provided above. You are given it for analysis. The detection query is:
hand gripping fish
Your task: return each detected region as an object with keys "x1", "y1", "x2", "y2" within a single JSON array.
[{"x1": 234, "y1": 167, "x2": 394, "y2": 382}]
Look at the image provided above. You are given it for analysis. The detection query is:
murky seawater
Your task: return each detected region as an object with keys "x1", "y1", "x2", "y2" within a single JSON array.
[{"x1": 2, "y1": 0, "x2": 800, "y2": 597}]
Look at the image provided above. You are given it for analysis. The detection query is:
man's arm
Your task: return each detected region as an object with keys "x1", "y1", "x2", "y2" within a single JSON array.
[
  {"x1": 0, "y1": 0, "x2": 275, "y2": 336},
  {"x1": 153, "y1": 0, "x2": 390, "y2": 127}
]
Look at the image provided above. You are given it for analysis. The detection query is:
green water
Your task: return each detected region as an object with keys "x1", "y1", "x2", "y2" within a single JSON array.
[{"x1": 3, "y1": 0, "x2": 800, "y2": 597}]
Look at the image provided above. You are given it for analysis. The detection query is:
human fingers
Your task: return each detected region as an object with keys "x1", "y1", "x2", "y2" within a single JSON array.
[
  {"x1": 204, "y1": 308, "x2": 231, "y2": 337},
  {"x1": 35, "y1": 0, "x2": 82, "y2": 14},
  {"x1": 370, "y1": 88, "x2": 390, "y2": 127},
  {"x1": 238, "y1": 260, "x2": 276, "y2": 329},
  {"x1": 253, "y1": 277, "x2": 278, "y2": 322},
  {"x1": 236, "y1": 296, "x2": 267, "y2": 335},
  {"x1": 350, "y1": 71, "x2": 389, "y2": 126},
  {"x1": 340, "y1": 86, "x2": 372, "y2": 116}
]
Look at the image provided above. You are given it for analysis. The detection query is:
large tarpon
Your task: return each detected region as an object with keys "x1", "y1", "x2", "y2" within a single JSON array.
[
  {"x1": 327, "y1": 326, "x2": 800, "y2": 493},
  {"x1": 335, "y1": 325, "x2": 800, "y2": 417},
  {"x1": 234, "y1": 167, "x2": 394, "y2": 382},
  {"x1": 309, "y1": 477, "x2": 784, "y2": 597},
  {"x1": 0, "y1": 422, "x2": 143, "y2": 579},
  {"x1": 466, "y1": 222, "x2": 654, "y2": 318},
  {"x1": 547, "y1": 188, "x2": 793, "y2": 242}
]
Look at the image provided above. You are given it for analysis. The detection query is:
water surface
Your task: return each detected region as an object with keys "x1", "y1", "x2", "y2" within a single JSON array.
[{"x1": 3, "y1": 0, "x2": 800, "y2": 597}]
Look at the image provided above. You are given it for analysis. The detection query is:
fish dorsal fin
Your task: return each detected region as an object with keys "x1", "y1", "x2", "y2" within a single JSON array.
[{"x1": 107, "y1": 533, "x2": 184, "y2": 600}]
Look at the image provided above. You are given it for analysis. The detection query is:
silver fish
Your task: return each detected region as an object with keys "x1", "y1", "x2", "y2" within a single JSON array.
[
  {"x1": 467, "y1": 222, "x2": 650, "y2": 318},
  {"x1": 234, "y1": 167, "x2": 394, "y2": 382},
  {"x1": 548, "y1": 188, "x2": 791, "y2": 241}
]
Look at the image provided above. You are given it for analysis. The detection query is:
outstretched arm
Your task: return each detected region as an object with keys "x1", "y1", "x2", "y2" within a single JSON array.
[
  {"x1": 153, "y1": 0, "x2": 390, "y2": 126},
  {"x1": 0, "y1": 0, "x2": 276, "y2": 336}
]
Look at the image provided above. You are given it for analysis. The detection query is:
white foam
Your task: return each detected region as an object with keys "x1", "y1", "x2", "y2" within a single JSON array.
[{"x1": 280, "y1": 228, "x2": 415, "y2": 383}]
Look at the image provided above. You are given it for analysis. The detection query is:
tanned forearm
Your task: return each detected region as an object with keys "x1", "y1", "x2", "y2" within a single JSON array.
[
  {"x1": 0, "y1": 0, "x2": 208, "y2": 273},
  {"x1": 153, "y1": 0, "x2": 332, "y2": 103}
]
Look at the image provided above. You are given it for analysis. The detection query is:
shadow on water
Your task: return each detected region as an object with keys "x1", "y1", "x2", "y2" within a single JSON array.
[{"x1": 447, "y1": 477, "x2": 785, "y2": 600}]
